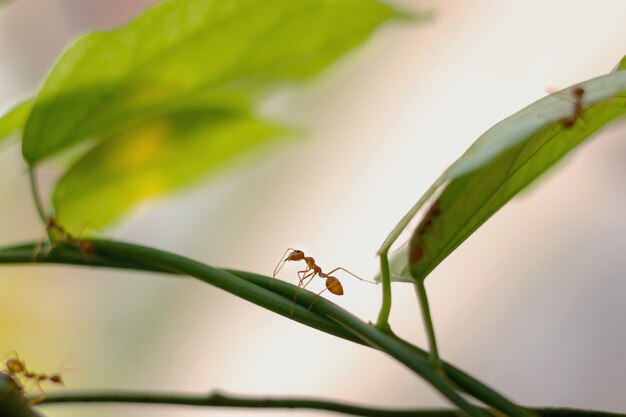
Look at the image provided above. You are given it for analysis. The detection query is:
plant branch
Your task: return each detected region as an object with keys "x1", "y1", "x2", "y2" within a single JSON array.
[
  {"x1": 89, "y1": 239, "x2": 488, "y2": 417},
  {"x1": 27, "y1": 167, "x2": 47, "y2": 224},
  {"x1": 37, "y1": 390, "x2": 626, "y2": 417},
  {"x1": 415, "y1": 280, "x2": 441, "y2": 369},
  {"x1": 38, "y1": 390, "x2": 457, "y2": 417},
  {"x1": 375, "y1": 249, "x2": 393, "y2": 332},
  {"x1": 0, "y1": 242, "x2": 531, "y2": 417}
]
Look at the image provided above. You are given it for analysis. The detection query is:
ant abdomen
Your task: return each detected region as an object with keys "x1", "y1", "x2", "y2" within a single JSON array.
[
  {"x1": 326, "y1": 277, "x2": 344, "y2": 296},
  {"x1": 49, "y1": 375, "x2": 64, "y2": 385}
]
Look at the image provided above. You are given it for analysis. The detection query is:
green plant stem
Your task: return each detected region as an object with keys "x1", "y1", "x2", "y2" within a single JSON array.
[
  {"x1": 28, "y1": 167, "x2": 47, "y2": 224},
  {"x1": 89, "y1": 239, "x2": 486, "y2": 417},
  {"x1": 375, "y1": 249, "x2": 393, "y2": 332},
  {"x1": 0, "y1": 242, "x2": 533, "y2": 417},
  {"x1": 37, "y1": 391, "x2": 626, "y2": 417},
  {"x1": 38, "y1": 390, "x2": 461, "y2": 417},
  {"x1": 415, "y1": 280, "x2": 441, "y2": 369},
  {"x1": 0, "y1": 374, "x2": 43, "y2": 417}
]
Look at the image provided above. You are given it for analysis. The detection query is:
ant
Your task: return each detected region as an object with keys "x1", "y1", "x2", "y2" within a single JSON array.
[
  {"x1": 1, "y1": 351, "x2": 71, "y2": 404},
  {"x1": 273, "y1": 249, "x2": 375, "y2": 304},
  {"x1": 410, "y1": 198, "x2": 442, "y2": 265},
  {"x1": 33, "y1": 217, "x2": 96, "y2": 260},
  {"x1": 559, "y1": 86, "x2": 585, "y2": 128}
]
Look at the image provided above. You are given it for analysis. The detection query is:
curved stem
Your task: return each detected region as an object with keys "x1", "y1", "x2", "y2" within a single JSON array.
[
  {"x1": 375, "y1": 249, "x2": 393, "y2": 332},
  {"x1": 37, "y1": 391, "x2": 626, "y2": 417},
  {"x1": 0, "y1": 242, "x2": 532, "y2": 417},
  {"x1": 415, "y1": 280, "x2": 440, "y2": 369},
  {"x1": 28, "y1": 167, "x2": 48, "y2": 224},
  {"x1": 88, "y1": 239, "x2": 486, "y2": 417},
  {"x1": 39, "y1": 390, "x2": 450, "y2": 417}
]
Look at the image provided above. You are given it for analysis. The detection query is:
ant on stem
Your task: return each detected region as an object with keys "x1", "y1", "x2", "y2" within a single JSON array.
[
  {"x1": 46, "y1": 217, "x2": 96, "y2": 254},
  {"x1": 1, "y1": 351, "x2": 73, "y2": 404},
  {"x1": 559, "y1": 86, "x2": 585, "y2": 128},
  {"x1": 272, "y1": 249, "x2": 376, "y2": 308},
  {"x1": 33, "y1": 216, "x2": 96, "y2": 260}
]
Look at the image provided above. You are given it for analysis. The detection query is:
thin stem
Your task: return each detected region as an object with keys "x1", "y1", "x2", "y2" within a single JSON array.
[
  {"x1": 37, "y1": 391, "x2": 626, "y2": 417},
  {"x1": 28, "y1": 167, "x2": 47, "y2": 224},
  {"x1": 39, "y1": 390, "x2": 453, "y2": 417},
  {"x1": 0, "y1": 242, "x2": 534, "y2": 417},
  {"x1": 375, "y1": 249, "x2": 393, "y2": 332},
  {"x1": 415, "y1": 279, "x2": 441, "y2": 369}
]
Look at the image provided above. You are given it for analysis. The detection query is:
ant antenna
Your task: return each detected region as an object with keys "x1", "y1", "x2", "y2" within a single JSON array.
[{"x1": 272, "y1": 247, "x2": 294, "y2": 278}]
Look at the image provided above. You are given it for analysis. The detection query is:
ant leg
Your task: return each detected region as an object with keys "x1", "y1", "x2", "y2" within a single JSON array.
[
  {"x1": 31, "y1": 236, "x2": 44, "y2": 262},
  {"x1": 297, "y1": 268, "x2": 313, "y2": 285},
  {"x1": 300, "y1": 272, "x2": 318, "y2": 290},
  {"x1": 324, "y1": 267, "x2": 377, "y2": 284},
  {"x1": 306, "y1": 287, "x2": 330, "y2": 311},
  {"x1": 291, "y1": 270, "x2": 316, "y2": 314},
  {"x1": 30, "y1": 380, "x2": 46, "y2": 405}
]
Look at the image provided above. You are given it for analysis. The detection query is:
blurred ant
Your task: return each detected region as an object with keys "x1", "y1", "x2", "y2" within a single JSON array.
[
  {"x1": 273, "y1": 249, "x2": 375, "y2": 309},
  {"x1": 1, "y1": 351, "x2": 74, "y2": 404},
  {"x1": 33, "y1": 216, "x2": 95, "y2": 260},
  {"x1": 559, "y1": 86, "x2": 585, "y2": 128},
  {"x1": 45, "y1": 217, "x2": 96, "y2": 254}
]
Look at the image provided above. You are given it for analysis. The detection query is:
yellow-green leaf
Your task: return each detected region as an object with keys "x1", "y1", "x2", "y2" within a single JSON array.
[
  {"x1": 22, "y1": 0, "x2": 403, "y2": 164},
  {"x1": 52, "y1": 109, "x2": 285, "y2": 231},
  {"x1": 0, "y1": 99, "x2": 32, "y2": 144}
]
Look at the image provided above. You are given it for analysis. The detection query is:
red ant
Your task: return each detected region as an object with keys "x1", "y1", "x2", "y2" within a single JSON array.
[
  {"x1": 33, "y1": 217, "x2": 95, "y2": 260},
  {"x1": 1, "y1": 351, "x2": 73, "y2": 404},
  {"x1": 559, "y1": 86, "x2": 585, "y2": 128},
  {"x1": 273, "y1": 249, "x2": 375, "y2": 303}
]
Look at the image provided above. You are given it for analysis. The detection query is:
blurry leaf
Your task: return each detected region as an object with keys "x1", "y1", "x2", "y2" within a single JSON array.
[
  {"x1": 0, "y1": 99, "x2": 32, "y2": 144},
  {"x1": 22, "y1": 0, "x2": 404, "y2": 164},
  {"x1": 381, "y1": 61, "x2": 626, "y2": 282},
  {"x1": 52, "y1": 109, "x2": 285, "y2": 231}
]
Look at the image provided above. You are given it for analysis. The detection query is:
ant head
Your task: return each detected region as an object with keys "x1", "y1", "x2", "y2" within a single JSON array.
[
  {"x1": 5, "y1": 358, "x2": 25, "y2": 373},
  {"x1": 573, "y1": 86, "x2": 585, "y2": 99},
  {"x1": 49, "y1": 374, "x2": 65, "y2": 385},
  {"x1": 285, "y1": 250, "x2": 304, "y2": 262}
]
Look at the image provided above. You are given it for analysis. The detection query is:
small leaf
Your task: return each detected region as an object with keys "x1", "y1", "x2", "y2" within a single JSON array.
[
  {"x1": 22, "y1": 0, "x2": 403, "y2": 164},
  {"x1": 383, "y1": 60, "x2": 626, "y2": 282},
  {"x1": 0, "y1": 99, "x2": 33, "y2": 144},
  {"x1": 52, "y1": 109, "x2": 286, "y2": 231}
]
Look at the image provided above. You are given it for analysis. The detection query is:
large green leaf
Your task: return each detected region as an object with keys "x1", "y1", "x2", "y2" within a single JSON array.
[
  {"x1": 22, "y1": 0, "x2": 403, "y2": 164},
  {"x1": 381, "y1": 61, "x2": 626, "y2": 282},
  {"x1": 0, "y1": 99, "x2": 32, "y2": 144},
  {"x1": 52, "y1": 109, "x2": 285, "y2": 231}
]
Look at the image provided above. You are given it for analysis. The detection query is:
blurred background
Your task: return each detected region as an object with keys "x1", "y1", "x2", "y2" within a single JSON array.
[{"x1": 1, "y1": 0, "x2": 625, "y2": 416}]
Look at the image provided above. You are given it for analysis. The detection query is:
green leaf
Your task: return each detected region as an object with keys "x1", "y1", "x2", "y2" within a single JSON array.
[
  {"x1": 382, "y1": 61, "x2": 626, "y2": 283},
  {"x1": 52, "y1": 109, "x2": 285, "y2": 231},
  {"x1": 0, "y1": 99, "x2": 33, "y2": 144},
  {"x1": 22, "y1": 0, "x2": 402, "y2": 164}
]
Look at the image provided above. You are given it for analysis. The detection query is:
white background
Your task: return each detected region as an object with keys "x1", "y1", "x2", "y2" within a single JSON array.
[{"x1": 1, "y1": 1, "x2": 625, "y2": 416}]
